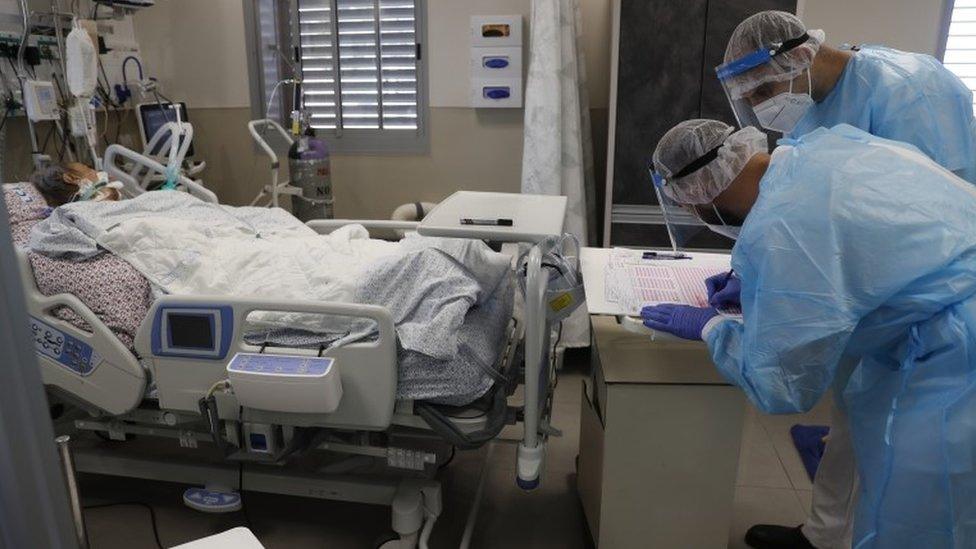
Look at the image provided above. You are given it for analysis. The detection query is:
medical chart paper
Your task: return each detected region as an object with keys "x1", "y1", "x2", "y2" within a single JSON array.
[{"x1": 580, "y1": 247, "x2": 735, "y2": 316}]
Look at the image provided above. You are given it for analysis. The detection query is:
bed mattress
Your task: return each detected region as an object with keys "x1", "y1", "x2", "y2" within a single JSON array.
[{"x1": 4, "y1": 184, "x2": 513, "y2": 406}]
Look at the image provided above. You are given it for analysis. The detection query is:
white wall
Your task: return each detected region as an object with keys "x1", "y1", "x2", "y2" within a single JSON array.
[
  {"x1": 119, "y1": 0, "x2": 614, "y2": 219},
  {"x1": 797, "y1": 0, "x2": 948, "y2": 57},
  {"x1": 132, "y1": 0, "x2": 251, "y2": 108},
  {"x1": 134, "y1": 0, "x2": 612, "y2": 111}
]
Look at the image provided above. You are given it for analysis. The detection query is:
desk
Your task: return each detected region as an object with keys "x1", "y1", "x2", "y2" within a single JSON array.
[{"x1": 577, "y1": 252, "x2": 745, "y2": 547}]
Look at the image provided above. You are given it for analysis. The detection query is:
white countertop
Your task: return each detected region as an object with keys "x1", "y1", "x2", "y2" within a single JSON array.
[{"x1": 418, "y1": 191, "x2": 568, "y2": 243}]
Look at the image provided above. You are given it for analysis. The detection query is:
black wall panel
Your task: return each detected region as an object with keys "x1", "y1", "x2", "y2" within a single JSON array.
[
  {"x1": 611, "y1": 0, "x2": 709, "y2": 206},
  {"x1": 610, "y1": 223, "x2": 734, "y2": 249},
  {"x1": 608, "y1": 0, "x2": 797, "y2": 247}
]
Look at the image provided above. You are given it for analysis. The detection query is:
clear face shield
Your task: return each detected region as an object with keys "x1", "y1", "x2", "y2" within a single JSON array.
[
  {"x1": 652, "y1": 171, "x2": 740, "y2": 250},
  {"x1": 652, "y1": 171, "x2": 707, "y2": 251},
  {"x1": 715, "y1": 33, "x2": 814, "y2": 131}
]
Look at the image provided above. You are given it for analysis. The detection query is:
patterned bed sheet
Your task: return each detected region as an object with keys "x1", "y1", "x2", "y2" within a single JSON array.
[{"x1": 4, "y1": 183, "x2": 152, "y2": 349}]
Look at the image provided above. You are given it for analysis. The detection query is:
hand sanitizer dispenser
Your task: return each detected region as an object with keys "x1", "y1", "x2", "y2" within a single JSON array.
[{"x1": 470, "y1": 16, "x2": 523, "y2": 108}]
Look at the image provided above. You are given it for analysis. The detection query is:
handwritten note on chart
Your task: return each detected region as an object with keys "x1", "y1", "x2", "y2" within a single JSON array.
[{"x1": 604, "y1": 249, "x2": 733, "y2": 314}]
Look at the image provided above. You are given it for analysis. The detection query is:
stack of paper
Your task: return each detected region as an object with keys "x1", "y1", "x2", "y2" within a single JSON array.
[{"x1": 604, "y1": 249, "x2": 737, "y2": 315}]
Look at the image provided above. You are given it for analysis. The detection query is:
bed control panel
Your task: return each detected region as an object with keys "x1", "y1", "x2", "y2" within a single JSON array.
[
  {"x1": 227, "y1": 353, "x2": 342, "y2": 414},
  {"x1": 229, "y1": 354, "x2": 334, "y2": 376},
  {"x1": 30, "y1": 316, "x2": 102, "y2": 376},
  {"x1": 150, "y1": 305, "x2": 234, "y2": 360}
]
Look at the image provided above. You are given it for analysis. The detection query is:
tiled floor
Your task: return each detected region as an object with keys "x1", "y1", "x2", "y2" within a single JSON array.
[
  {"x1": 729, "y1": 397, "x2": 833, "y2": 549},
  {"x1": 78, "y1": 350, "x2": 834, "y2": 548}
]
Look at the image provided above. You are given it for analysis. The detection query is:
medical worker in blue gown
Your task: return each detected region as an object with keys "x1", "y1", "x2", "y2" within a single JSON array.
[
  {"x1": 646, "y1": 119, "x2": 976, "y2": 549},
  {"x1": 716, "y1": 10, "x2": 976, "y2": 183},
  {"x1": 713, "y1": 11, "x2": 976, "y2": 548}
]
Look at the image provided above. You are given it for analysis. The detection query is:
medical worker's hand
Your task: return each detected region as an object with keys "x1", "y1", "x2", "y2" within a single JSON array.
[
  {"x1": 705, "y1": 271, "x2": 741, "y2": 309},
  {"x1": 641, "y1": 304, "x2": 717, "y2": 341}
]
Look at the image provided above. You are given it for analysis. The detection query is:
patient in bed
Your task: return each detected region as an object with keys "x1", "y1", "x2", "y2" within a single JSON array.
[
  {"x1": 3, "y1": 182, "x2": 152, "y2": 349},
  {"x1": 30, "y1": 162, "x2": 121, "y2": 205},
  {"x1": 6, "y1": 186, "x2": 514, "y2": 406}
]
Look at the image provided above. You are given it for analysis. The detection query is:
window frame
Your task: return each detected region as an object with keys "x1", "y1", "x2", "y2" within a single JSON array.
[
  {"x1": 243, "y1": 0, "x2": 430, "y2": 155},
  {"x1": 939, "y1": 1, "x2": 954, "y2": 61}
]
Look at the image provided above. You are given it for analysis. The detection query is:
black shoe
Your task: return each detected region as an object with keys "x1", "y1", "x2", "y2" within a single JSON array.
[{"x1": 744, "y1": 524, "x2": 815, "y2": 549}]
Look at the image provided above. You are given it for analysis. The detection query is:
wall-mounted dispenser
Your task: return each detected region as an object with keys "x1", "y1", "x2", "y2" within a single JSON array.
[{"x1": 470, "y1": 16, "x2": 523, "y2": 108}]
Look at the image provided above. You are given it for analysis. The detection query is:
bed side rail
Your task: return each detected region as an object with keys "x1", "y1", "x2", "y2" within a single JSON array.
[
  {"x1": 134, "y1": 295, "x2": 399, "y2": 431},
  {"x1": 15, "y1": 248, "x2": 146, "y2": 415},
  {"x1": 103, "y1": 144, "x2": 219, "y2": 204},
  {"x1": 306, "y1": 219, "x2": 420, "y2": 235}
]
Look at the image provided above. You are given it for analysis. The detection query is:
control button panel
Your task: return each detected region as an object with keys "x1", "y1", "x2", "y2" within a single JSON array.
[
  {"x1": 11, "y1": 187, "x2": 35, "y2": 204},
  {"x1": 30, "y1": 316, "x2": 102, "y2": 376},
  {"x1": 227, "y1": 353, "x2": 334, "y2": 377}
]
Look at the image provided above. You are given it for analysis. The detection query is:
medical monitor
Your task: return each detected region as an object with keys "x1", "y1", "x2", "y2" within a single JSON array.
[{"x1": 136, "y1": 101, "x2": 195, "y2": 157}]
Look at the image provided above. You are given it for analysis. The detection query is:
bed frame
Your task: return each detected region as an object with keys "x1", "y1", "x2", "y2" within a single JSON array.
[{"x1": 15, "y1": 162, "x2": 565, "y2": 548}]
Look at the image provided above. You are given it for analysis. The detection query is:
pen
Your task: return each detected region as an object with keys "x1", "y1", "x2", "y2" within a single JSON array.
[
  {"x1": 642, "y1": 251, "x2": 691, "y2": 260},
  {"x1": 460, "y1": 218, "x2": 513, "y2": 226}
]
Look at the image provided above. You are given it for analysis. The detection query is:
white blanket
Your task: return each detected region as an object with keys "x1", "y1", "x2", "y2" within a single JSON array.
[
  {"x1": 98, "y1": 219, "x2": 399, "y2": 333},
  {"x1": 30, "y1": 192, "x2": 513, "y2": 360}
]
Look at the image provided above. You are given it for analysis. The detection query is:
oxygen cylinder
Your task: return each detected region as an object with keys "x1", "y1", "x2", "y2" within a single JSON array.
[{"x1": 288, "y1": 130, "x2": 333, "y2": 221}]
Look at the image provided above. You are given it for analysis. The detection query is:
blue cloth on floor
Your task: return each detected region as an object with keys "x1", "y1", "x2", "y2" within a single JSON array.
[{"x1": 790, "y1": 424, "x2": 830, "y2": 481}]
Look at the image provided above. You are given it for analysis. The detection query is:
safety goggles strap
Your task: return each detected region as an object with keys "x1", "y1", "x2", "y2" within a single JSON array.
[
  {"x1": 772, "y1": 33, "x2": 811, "y2": 58},
  {"x1": 674, "y1": 144, "x2": 722, "y2": 179}
]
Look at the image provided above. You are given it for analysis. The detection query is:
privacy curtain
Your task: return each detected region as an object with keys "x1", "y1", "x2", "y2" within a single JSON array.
[{"x1": 521, "y1": 0, "x2": 597, "y2": 348}]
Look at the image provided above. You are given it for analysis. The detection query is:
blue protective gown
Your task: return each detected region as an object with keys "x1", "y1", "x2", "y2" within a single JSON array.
[
  {"x1": 705, "y1": 125, "x2": 976, "y2": 548},
  {"x1": 788, "y1": 45, "x2": 976, "y2": 183}
]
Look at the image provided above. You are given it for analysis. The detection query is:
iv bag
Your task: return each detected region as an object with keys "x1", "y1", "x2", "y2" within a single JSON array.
[{"x1": 67, "y1": 26, "x2": 98, "y2": 97}]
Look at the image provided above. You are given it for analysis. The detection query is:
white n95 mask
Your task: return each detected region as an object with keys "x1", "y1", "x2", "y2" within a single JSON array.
[{"x1": 753, "y1": 71, "x2": 814, "y2": 134}]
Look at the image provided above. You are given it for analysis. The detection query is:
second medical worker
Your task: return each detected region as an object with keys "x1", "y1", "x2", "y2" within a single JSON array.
[{"x1": 717, "y1": 10, "x2": 976, "y2": 183}]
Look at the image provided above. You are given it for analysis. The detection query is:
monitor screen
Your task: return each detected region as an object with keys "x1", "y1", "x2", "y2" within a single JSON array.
[
  {"x1": 140, "y1": 102, "x2": 195, "y2": 157},
  {"x1": 167, "y1": 313, "x2": 214, "y2": 350}
]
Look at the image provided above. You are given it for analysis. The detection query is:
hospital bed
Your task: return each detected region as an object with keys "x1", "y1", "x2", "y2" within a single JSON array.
[{"x1": 6, "y1": 152, "x2": 574, "y2": 548}]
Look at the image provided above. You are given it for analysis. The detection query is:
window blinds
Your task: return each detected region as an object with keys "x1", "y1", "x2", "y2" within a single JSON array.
[
  {"x1": 944, "y1": 0, "x2": 976, "y2": 109},
  {"x1": 298, "y1": 0, "x2": 420, "y2": 130}
]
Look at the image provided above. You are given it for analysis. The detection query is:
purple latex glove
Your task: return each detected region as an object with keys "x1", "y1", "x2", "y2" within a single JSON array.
[
  {"x1": 705, "y1": 271, "x2": 741, "y2": 309},
  {"x1": 641, "y1": 304, "x2": 717, "y2": 341}
]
